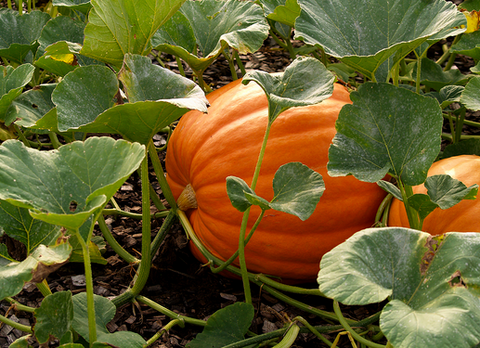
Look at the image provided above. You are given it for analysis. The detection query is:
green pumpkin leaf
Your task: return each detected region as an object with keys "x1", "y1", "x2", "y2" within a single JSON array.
[
  {"x1": 461, "y1": 76, "x2": 480, "y2": 111},
  {"x1": 35, "y1": 16, "x2": 85, "y2": 60},
  {"x1": 381, "y1": 289, "x2": 480, "y2": 348},
  {"x1": 328, "y1": 83, "x2": 443, "y2": 186},
  {"x1": 8, "y1": 335, "x2": 34, "y2": 348},
  {"x1": 152, "y1": 0, "x2": 269, "y2": 75},
  {"x1": 295, "y1": 0, "x2": 463, "y2": 81},
  {"x1": 261, "y1": 0, "x2": 301, "y2": 28},
  {"x1": 226, "y1": 176, "x2": 255, "y2": 213},
  {"x1": 269, "y1": 162, "x2": 324, "y2": 221},
  {"x1": 187, "y1": 302, "x2": 254, "y2": 348},
  {"x1": 81, "y1": 0, "x2": 185, "y2": 66},
  {"x1": 243, "y1": 56, "x2": 334, "y2": 124},
  {"x1": 451, "y1": 30, "x2": 480, "y2": 61},
  {"x1": 58, "y1": 54, "x2": 208, "y2": 144},
  {"x1": 34, "y1": 291, "x2": 74, "y2": 344},
  {"x1": 72, "y1": 293, "x2": 146, "y2": 346},
  {"x1": 52, "y1": 65, "x2": 118, "y2": 132},
  {"x1": 0, "y1": 200, "x2": 61, "y2": 253},
  {"x1": 408, "y1": 193, "x2": 439, "y2": 221},
  {"x1": 376, "y1": 180, "x2": 402, "y2": 201},
  {"x1": 0, "y1": 242, "x2": 72, "y2": 300},
  {"x1": 150, "y1": 11, "x2": 196, "y2": 54},
  {"x1": 53, "y1": 0, "x2": 92, "y2": 14},
  {"x1": 425, "y1": 174, "x2": 478, "y2": 209},
  {"x1": 34, "y1": 16, "x2": 94, "y2": 76},
  {"x1": 442, "y1": 139, "x2": 480, "y2": 158},
  {"x1": 0, "y1": 10, "x2": 50, "y2": 63},
  {"x1": 5, "y1": 83, "x2": 56, "y2": 127},
  {"x1": 414, "y1": 58, "x2": 468, "y2": 91},
  {"x1": 0, "y1": 64, "x2": 36, "y2": 120},
  {"x1": 318, "y1": 228, "x2": 480, "y2": 348},
  {"x1": 118, "y1": 54, "x2": 208, "y2": 105},
  {"x1": 68, "y1": 233, "x2": 107, "y2": 265},
  {"x1": 425, "y1": 85, "x2": 464, "y2": 109},
  {"x1": 0, "y1": 137, "x2": 145, "y2": 230},
  {"x1": 244, "y1": 191, "x2": 271, "y2": 211}
]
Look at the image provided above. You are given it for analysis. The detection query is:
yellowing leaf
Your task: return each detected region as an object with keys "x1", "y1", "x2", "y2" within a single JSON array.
[
  {"x1": 461, "y1": 10, "x2": 480, "y2": 33},
  {"x1": 47, "y1": 53, "x2": 76, "y2": 65}
]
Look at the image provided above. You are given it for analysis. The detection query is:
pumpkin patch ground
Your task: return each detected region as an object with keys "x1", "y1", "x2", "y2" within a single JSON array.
[{"x1": 2, "y1": 0, "x2": 480, "y2": 346}]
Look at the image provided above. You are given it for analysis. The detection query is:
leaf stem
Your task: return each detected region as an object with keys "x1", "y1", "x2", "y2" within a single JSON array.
[
  {"x1": 148, "y1": 141, "x2": 176, "y2": 209},
  {"x1": 210, "y1": 210, "x2": 265, "y2": 273},
  {"x1": 136, "y1": 295, "x2": 206, "y2": 327},
  {"x1": 238, "y1": 122, "x2": 273, "y2": 304},
  {"x1": 397, "y1": 179, "x2": 421, "y2": 230},
  {"x1": 128, "y1": 151, "x2": 152, "y2": 295},
  {"x1": 0, "y1": 313, "x2": 32, "y2": 334},
  {"x1": 150, "y1": 209, "x2": 177, "y2": 257},
  {"x1": 36, "y1": 279, "x2": 52, "y2": 297},
  {"x1": 75, "y1": 228, "x2": 97, "y2": 345},
  {"x1": 223, "y1": 48, "x2": 238, "y2": 80},
  {"x1": 102, "y1": 208, "x2": 169, "y2": 220},
  {"x1": 295, "y1": 316, "x2": 333, "y2": 346},
  {"x1": 112, "y1": 151, "x2": 152, "y2": 307},
  {"x1": 145, "y1": 318, "x2": 184, "y2": 347},
  {"x1": 4, "y1": 298, "x2": 36, "y2": 313},
  {"x1": 175, "y1": 56, "x2": 185, "y2": 77},
  {"x1": 333, "y1": 301, "x2": 386, "y2": 348},
  {"x1": 97, "y1": 214, "x2": 139, "y2": 264}
]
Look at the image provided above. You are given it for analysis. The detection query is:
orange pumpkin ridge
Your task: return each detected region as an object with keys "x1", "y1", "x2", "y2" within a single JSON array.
[{"x1": 165, "y1": 79, "x2": 387, "y2": 283}]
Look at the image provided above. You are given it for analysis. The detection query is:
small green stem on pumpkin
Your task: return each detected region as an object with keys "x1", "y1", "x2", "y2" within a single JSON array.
[{"x1": 333, "y1": 301, "x2": 386, "y2": 348}]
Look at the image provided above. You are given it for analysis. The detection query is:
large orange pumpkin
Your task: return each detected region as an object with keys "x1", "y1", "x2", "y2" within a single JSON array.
[
  {"x1": 165, "y1": 79, "x2": 387, "y2": 282},
  {"x1": 389, "y1": 155, "x2": 480, "y2": 234}
]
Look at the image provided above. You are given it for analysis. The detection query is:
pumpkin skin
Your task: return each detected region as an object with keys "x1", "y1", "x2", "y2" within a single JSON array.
[
  {"x1": 388, "y1": 155, "x2": 480, "y2": 234},
  {"x1": 165, "y1": 79, "x2": 387, "y2": 282}
]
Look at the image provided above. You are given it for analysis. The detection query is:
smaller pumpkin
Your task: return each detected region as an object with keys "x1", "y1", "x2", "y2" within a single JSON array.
[{"x1": 388, "y1": 155, "x2": 480, "y2": 234}]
